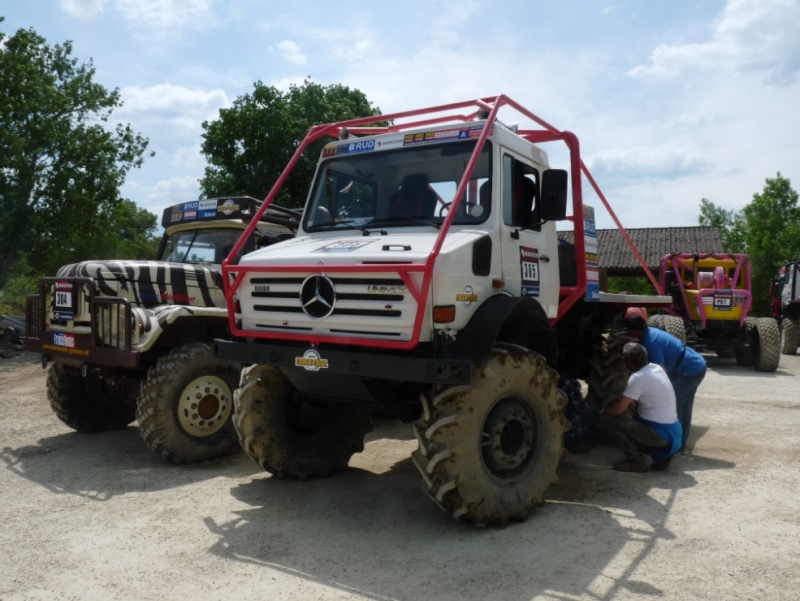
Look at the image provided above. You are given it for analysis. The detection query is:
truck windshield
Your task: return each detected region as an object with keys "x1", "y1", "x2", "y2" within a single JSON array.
[
  {"x1": 161, "y1": 228, "x2": 242, "y2": 264},
  {"x1": 304, "y1": 139, "x2": 492, "y2": 231}
]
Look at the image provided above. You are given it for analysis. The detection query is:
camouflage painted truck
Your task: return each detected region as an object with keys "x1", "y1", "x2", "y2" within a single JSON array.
[
  {"x1": 216, "y1": 95, "x2": 671, "y2": 526},
  {"x1": 23, "y1": 197, "x2": 298, "y2": 463}
]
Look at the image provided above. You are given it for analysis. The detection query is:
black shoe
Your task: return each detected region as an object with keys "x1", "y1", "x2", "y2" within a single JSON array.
[
  {"x1": 651, "y1": 458, "x2": 671, "y2": 471},
  {"x1": 612, "y1": 460, "x2": 649, "y2": 473}
]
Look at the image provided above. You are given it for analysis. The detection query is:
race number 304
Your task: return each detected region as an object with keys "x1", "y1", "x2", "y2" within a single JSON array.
[
  {"x1": 55, "y1": 291, "x2": 72, "y2": 306},
  {"x1": 54, "y1": 281, "x2": 73, "y2": 309}
]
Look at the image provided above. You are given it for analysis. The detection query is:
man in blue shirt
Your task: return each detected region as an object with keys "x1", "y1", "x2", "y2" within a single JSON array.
[
  {"x1": 625, "y1": 311, "x2": 707, "y2": 453},
  {"x1": 600, "y1": 342, "x2": 683, "y2": 472}
]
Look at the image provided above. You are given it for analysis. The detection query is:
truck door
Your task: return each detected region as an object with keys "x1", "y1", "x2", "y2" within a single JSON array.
[{"x1": 498, "y1": 153, "x2": 560, "y2": 317}]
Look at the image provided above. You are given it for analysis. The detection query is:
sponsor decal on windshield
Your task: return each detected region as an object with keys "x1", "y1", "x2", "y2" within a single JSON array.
[
  {"x1": 403, "y1": 125, "x2": 491, "y2": 147},
  {"x1": 218, "y1": 200, "x2": 240, "y2": 215}
]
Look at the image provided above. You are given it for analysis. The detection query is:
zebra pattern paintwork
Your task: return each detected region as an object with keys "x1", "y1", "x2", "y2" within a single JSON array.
[
  {"x1": 46, "y1": 260, "x2": 230, "y2": 354},
  {"x1": 56, "y1": 260, "x2": 226, "y2": 309}
]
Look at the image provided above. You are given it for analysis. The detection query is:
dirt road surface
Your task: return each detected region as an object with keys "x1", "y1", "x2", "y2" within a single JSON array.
[{"x1": 2, "y1": 351, "x2": 799, "y2": 601}]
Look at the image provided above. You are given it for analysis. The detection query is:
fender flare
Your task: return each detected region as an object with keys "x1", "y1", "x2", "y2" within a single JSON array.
[{"x1": 449, "y1": 294, "x2": 556, "y2": 368}]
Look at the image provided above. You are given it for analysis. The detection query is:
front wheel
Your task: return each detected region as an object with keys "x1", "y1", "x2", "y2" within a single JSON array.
[
  {"x1": 412, "y1": 345, "x2": 567, "y2": 527},
  {"x1": 781, "y1": 318, "x2": 798, "y2": 355},
  {"x1": 47, "y1": 363, "x2": 136, "y2": 432},
  {"x1": 234, "y1": 364, "x2": 374, "y2": 479},
  {"x1": 136, "y1": 342, "x2": 241, "y2": 464}
]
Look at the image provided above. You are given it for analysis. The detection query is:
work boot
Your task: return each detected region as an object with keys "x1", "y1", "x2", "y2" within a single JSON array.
[
  {"x1": 612, "y1": 460, "x2": 648, "y2": 473},
  {"x1": 651, "y1": 458, "x2": 671, "y2": 471}
]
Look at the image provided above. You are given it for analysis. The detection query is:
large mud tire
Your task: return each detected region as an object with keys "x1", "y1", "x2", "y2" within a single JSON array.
[
  {"x1": 234, "y1": 364, "x2": 374, "y2": 478},
  {"x1": 586, "y1": 333, "x2": 629, "y2": 412},
  {"x1": 47, "y1": 363, "x2": 136, "y2": 432},
  {"x1": 662, "y1": 315, "x2": 687, "y2": 343},
  {"x1": 754, "y1": 317, "x2": 780, "y2": 372},
  {"x1": 648, "y1": 314, "x2": 687, "y2": 343},
  {"x1": 781, "y1": 318, "x2": 798, "y2": 355},
  {"x1": 411, "y1": 345, "x2": 567, "y2": 527},
  {"x1": 136, "y1": 342, "x2": 240, "y2": 464}
]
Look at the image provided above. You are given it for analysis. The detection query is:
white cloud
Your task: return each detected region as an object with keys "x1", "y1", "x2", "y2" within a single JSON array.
[
  {"x1": 587, "y1": 146, "x2": 716, "y2": 178},
  {"x1": 119, "y1": 84, "x2": 228, "y2": 114},
  {"x1": 627, "y1": 0, "x2": 800, "y2": 84},
  {"x1": 59, "y1": 0, "x2": 108, "y2": 19},
  {"x1": 150, "y1": 175, "x2": 202, "y2": 200},
  {"x1": 170, "y1": 144, "x2": 205, "y2": 171},
  {"x1": 115, "y1": 0, "x2": 214, "y2": 29},
  {"x1": 275, "y1": 40, "x2": 307, "y2": 66}
]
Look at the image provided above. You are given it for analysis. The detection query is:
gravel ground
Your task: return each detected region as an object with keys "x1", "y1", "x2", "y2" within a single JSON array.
[{"x1": 1, "y1": 351, "x2": 799, "y2": 601}]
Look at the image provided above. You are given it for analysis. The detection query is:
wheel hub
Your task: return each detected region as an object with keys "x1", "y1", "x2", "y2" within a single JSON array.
[
  {"x1": 177, "y1": 375, "x2": 232, "y2": 437},
  {"x1": 481, "y1": 398, "x2": 537, "y2": 477}
]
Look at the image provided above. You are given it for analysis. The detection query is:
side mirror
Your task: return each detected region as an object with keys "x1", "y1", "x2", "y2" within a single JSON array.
[{"x1": 540, "y1": 169, "x2": 568, "y2": 221}]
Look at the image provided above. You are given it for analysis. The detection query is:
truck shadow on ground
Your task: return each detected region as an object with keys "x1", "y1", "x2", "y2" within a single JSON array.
[
  {"x1": 0, "y1": 429, "x2": 254, "y2": 501},
  {"x1": 704, "y1": 355, "x2": 795, "y2": 378},
  {"x1": 203, "y1": 440, "x2": 730, "y2": 601}
]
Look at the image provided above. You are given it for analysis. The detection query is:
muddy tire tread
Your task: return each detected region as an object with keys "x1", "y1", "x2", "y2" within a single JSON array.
[
  {"x1": 234, "y1": 365, "x2": 373, "y2": 479},
  {"x1": 411, "y1": 345, "x2": 567, "y2": 527},
  {"x1": 136, "y1": 342, "x2": 240, "y2": 464}
]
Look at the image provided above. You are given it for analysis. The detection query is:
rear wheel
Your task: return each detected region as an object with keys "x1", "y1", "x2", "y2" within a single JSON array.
[
  {"x1": 47, "y1": 363, "x2": 136, "y2": 432},
  {"x1": 234, "y1": 364, "x2": 374, "y2": 478},
  {"x1": 136, "y1": 342, "x2": 240, "y2": 464},
  {"x1": 753, "y1": 317, "x2": 780, "y2": 372},
  {"x1": 412, "y1": 345, "x2": 567, "y2": 527},
  {"x1": 781, "y1": 318, "x2": 798, "y2": 355}
]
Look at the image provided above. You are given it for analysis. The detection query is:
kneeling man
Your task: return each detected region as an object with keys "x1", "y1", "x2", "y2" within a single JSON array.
[{"x1": 600, "y1": 342, "x2": 683, "y2": 472}]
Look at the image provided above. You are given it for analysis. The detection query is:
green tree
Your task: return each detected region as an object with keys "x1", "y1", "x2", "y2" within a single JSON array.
[
  {"x1": 697, "y1": 198, "x2": 746, "y2": 252},
  {"x1": 0, "y1": 19, "x2": 155, "y2": 287},
  {"x1": 200, "y1": 79, "x2": 381, "y2": 206},
  {"x1": 698, "y1": 173, "x2": 800, "y2": 314},
  {"x1": 741, "y1": 173, "x2": 800, "y2": 313}
]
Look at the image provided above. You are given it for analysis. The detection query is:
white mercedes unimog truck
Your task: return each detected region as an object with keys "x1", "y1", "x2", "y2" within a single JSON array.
[{"x1": 216, "y1": 95, "x2": 670, "y2": 526}]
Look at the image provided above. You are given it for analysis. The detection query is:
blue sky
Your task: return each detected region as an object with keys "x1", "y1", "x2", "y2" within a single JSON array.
[{"x1": 3, "y1": 0, "x2": 799, "y2": 229}]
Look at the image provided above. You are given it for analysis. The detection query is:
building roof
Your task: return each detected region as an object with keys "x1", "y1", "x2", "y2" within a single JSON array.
[{"x1": 558, "y1": 226, "x2": 724, "y2": 276}]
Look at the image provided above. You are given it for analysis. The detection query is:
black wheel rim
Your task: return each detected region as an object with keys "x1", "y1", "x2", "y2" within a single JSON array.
[{"x1": 480, "y1": 397, "x2": 538, "y2": 479}]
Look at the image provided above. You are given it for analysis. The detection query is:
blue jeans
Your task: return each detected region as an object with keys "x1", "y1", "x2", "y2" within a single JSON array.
[{"x1": 670, "y1": 367, "x2": 707, "y2": 449}]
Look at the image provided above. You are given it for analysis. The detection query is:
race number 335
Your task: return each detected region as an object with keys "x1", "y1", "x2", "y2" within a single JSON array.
[
  {"x1": 522, "y1": 261, "x2": 539, "y2": 281},
  {"x1": 520, "y1": 246, "x2": 540, "y2": 282}
]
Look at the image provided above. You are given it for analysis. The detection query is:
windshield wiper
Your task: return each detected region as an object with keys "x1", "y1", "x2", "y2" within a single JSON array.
[
  {"x1": 365, "y1": 216, "x2": 441, "y2": 229},
  {"x1": 316, "y1": 218, "x2": 387, "y2": 236}
]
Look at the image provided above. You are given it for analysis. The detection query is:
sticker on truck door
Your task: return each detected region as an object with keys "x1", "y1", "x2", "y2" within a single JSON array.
[{"x1": 520, "y1": 247, "x2": 540, "y2": 297}]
